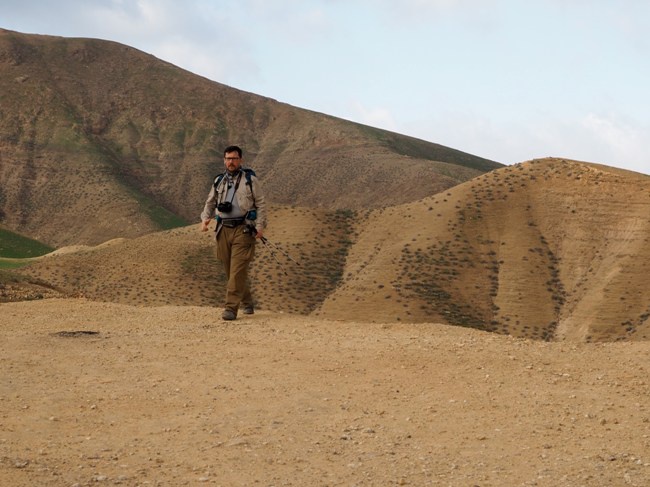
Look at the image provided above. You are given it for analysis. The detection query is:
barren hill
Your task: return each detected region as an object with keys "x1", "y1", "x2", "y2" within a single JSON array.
[
  {"x1": 0, "y1": 29, "x2": 501, "y2": 248},
  {"x1": 17, "y1": 158, "x2": 650, "y2": 342},
  {"x1": 317, "y1": 158, "x2": 650, "y2": 342}
]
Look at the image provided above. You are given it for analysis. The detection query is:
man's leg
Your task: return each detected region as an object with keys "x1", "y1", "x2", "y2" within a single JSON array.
[
  {"x1": 217, "y1": 234, "x2": 231, "y2": 273},
  {"x1": 216, "y1": 228, "x2": 235, "y2": 317},
  {"x1": 224, "y1": 228, "x2": 256, "y2": 313},
  {"x1": 241, "y1": 278, "x2": 253, "y2": 311}
]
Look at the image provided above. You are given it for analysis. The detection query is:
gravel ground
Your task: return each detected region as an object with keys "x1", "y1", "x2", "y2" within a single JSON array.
[{"x1": 2, "y1": 299, "x2": 650, "y2": 486}]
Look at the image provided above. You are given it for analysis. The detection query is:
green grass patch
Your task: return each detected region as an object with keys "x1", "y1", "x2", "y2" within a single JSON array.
[
  {"x1": 132, "y1": 192, "x2": 189, "y2": 230},
  {"x1": 146, "y1": 203, "x2": 188, "y2": 230},
  {"x1": 79, "y1": 138, "x2": 189, "y2": 230},
  {"x1": 358, "y1": 124, "x2": 502, "y2": 172},
  {"x1": 0, "y1": 259, "x2": 33, "y2": 270},
  {"x1": 0, "y1": 228, "x2": 54, "y2": 258}
]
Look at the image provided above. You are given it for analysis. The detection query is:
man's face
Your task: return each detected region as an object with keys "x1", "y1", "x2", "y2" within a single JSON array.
[{"x1": 224, "y1": 151, "x2": 242, "y2": 173}]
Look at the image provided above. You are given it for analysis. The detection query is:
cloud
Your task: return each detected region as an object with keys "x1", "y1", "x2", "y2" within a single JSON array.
[
  {"x1": 152, "y1": 36, "x2": 257, "y2": 85},
  {"x1": 363, "y1": 0, "x2": 497, "y2": 23},
  {"x1": 242, "y1": 1, "x2": 331, "y2": 43},
  {"x1": 396, "y1": 109, "x2": 649, "y2": 175},
  {"x1": 44, "y1": 0, "x2": 259, "y2": 85},
  {"x1": 349, "y1": 101, "x2": 398, "y2": 132},
  {"x1": 578, "y1": 114, "x2": 649, "y2": 173},
  {"x1": 507, "y1": 115, "x2": 649, "y2": 174},
  {"x1": 371, "y1": 0, "x2": 492, "y2": 11}
]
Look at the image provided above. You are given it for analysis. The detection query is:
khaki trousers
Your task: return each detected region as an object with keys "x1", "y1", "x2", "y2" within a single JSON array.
[{"x1": 216, "y1": 226, "x2": 256, "y2": 313}]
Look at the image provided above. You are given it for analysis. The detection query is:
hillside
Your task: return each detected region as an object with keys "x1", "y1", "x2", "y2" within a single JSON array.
[
  {"x1": 317, "y1": 158, "x2": 650, "y2": 342},
  {"x1": 12, "y1": 206, "x2": 351, "y2": 313},
  {"x1": 0, "y1": 29, "x2": 501, "y2": 248},
  {"x1": 17, "y1": 158, "x2": 650, "y2": 342}
]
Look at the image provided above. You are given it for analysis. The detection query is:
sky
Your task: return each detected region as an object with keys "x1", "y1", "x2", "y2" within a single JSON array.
[{"x1": 3, "y1": 0, "x2": 650, "y2": 175}]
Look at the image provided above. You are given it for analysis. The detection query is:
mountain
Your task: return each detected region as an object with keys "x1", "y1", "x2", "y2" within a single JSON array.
[
  {"x1": 0, "y1": 29, "x2": 501, "y2": 248},
  {"x1": 16, "y1": 158, "x2": 650, "y2": 342}
]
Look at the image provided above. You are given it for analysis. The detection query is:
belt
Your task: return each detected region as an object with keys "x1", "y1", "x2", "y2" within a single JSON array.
[{"x1": 220, "y1": 217, "x2": 246, "y2": 228}]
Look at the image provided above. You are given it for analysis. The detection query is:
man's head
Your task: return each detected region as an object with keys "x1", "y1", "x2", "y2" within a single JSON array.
[{"x1": 223, "y1": 145, "x2": 243, "y2": 174}]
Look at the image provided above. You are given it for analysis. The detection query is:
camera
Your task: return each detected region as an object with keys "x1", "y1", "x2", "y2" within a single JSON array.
[{"x1": 217, "y1": 201, "x2": 233, "y2": 213}]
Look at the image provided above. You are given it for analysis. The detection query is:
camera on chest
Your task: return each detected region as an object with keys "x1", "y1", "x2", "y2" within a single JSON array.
[{"x1": 217, "y1": 201, "x2": 233, "y2": 213}]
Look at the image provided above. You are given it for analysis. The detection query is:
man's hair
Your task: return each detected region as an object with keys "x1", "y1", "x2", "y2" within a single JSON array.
[{"x1": 224, "y1": 145, "x2": 243, "y2": 158}]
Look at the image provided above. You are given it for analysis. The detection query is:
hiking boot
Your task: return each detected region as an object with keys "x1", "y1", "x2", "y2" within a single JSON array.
[
  {"x1": 242, "y1": 305, "x2": 254, "y2": 315},
  {"x1": 222, "y1": 309, "x2": 237, "y2": 321}
]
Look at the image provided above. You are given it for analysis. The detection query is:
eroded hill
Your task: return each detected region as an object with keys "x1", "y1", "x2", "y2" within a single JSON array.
[
  {"x1": 18, "y1": 158, "x2": 650, "y2": 342},
  {"x1": 317, "y1": 158, "x2": 650, "y2": 342}
]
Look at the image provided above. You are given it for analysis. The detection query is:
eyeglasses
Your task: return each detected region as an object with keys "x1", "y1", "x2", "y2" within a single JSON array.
[{"x1": 224, "y1": 157, "x2": 241, "y2": 161}]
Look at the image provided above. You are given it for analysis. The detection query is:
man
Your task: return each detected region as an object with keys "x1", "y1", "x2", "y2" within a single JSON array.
[{"x1": 200, "y1": 145, "x2": 267, "y2": 320}]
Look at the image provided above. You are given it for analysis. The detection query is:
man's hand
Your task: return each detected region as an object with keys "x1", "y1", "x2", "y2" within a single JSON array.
[
  {"x1": 255, "y1": 229, "x2": 263, "y2": 239},
  {"x1": 200, "y1": 220, "x2": 211, "y2": 232}
]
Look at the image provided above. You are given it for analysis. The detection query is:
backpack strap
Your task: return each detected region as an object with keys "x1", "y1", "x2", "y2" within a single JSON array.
[
  {"x1": 214, "y1": 168, "x2": 255, "y2": 187},
  {"x1": 213, "y1": 168, "x2": 256, "y2": 203},
  {"x1": 242, "y1": 168, "x2": 256, "y2": 203},
  {"x1": 213, "y1": 173, "x2": 225, "y2": 189}
]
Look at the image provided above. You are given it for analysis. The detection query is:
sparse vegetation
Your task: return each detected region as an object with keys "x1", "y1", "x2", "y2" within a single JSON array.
[
  {"x1": 0, "y1": 30, "x2": 502, "y2": 248},
  {"x1": 2, "y1": 29, "x2": 648, "y2": 343}
]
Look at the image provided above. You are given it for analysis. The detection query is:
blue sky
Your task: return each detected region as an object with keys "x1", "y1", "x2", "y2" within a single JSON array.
[{"x1": 4, "y1": 0, "x2": 650, "y2": 175}]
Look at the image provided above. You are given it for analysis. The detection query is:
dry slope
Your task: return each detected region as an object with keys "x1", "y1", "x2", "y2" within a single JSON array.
[
  {"x1": 16, "y1": 158, "x2": 650, "y2": 343},
  {"x1": 0, "y1": 28, "x2": 501, "y2": 247},
  {"x1": 316, "y1": 158, "x2": 650, "y2": 342},
  {"x1": 17, "y1": 206, "x2": 353, "y2": 315}
]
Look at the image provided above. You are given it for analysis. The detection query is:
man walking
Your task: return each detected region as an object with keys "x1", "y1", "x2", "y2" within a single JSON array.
[{"x1": 200, "y1": 145, "x2": 267, "y2": 320}]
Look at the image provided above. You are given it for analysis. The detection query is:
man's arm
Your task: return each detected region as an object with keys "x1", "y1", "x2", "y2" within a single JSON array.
[{"x1": 199, "y1": 184, "x2": 217, "y2": 231}]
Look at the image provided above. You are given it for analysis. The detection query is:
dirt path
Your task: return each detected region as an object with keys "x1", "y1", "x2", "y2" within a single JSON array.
[{"x1": 2, "y1": 299, "x2": 650, "y2": 486}]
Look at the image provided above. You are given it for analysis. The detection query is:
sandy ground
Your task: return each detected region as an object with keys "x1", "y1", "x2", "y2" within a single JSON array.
[{"x1": 2, "y1": 299, "x2": 650, "y2": 487}]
